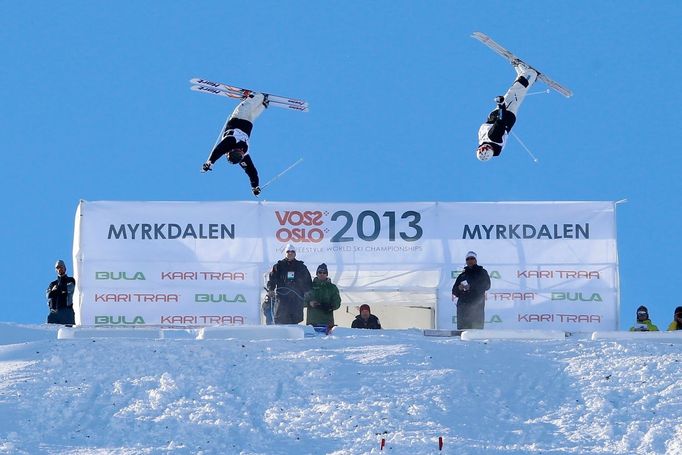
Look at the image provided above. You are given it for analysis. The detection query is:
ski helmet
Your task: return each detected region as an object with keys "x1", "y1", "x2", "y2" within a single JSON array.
[
  {"x1": 476, "y1": 144, "x2": 494, "y2": 161},
  {"x1": 227, "y1": 148, "x2": 244, "y2": 164}
]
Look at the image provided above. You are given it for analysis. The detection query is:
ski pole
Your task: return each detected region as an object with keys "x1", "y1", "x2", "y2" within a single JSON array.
[
  {"x1": 526, "y1": 89, "x2": 550, "y2": 96},
  {"x1": 260, "y1": 157, "x2": 304, "y2": 190},
  {"x1": 510, "y1": 131, "x2": 539, "y2": 163}
]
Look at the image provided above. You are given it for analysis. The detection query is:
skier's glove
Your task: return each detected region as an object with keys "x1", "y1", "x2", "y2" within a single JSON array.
[
  {"x1": 202, "y1": 161, "x2": 213, "y2": 172},
  {"x1": 252, "y1": 186, "x2": 261, "y2": 196}
]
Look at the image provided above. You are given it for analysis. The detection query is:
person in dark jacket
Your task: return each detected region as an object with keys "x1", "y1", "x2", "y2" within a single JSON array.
[
  {"x1": 46, "y1": 259, "x2": 76, "y2": 325},
  {"x1": 201, "y1": 91, "x2": 269, "y2": 196},
  {"x1": 304, "y1": 263, "x2": 341, "y2": 327},
  {"x1": 667, "y1": 306, "x2": 682, "y2": 331},
  {"x1": 452, "y1": 251, "x2": 491, "y2": 329},
  {"x1": 351, "y1": 304, "x2": 382, "y2": 329},
  {"x1": 266, "y1": 243, "x2": 312, "y2": 324}
]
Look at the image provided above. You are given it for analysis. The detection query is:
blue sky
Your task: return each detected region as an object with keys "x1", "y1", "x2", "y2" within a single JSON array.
[{"x1": 1, "y1": 1, "x2": 680, "y2": 328}]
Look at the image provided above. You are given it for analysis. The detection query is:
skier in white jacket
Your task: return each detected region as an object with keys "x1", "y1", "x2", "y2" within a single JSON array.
[
  {"x1": 476, "y1": 62, "x2": 538, "y2": 161},
  {"x1": 202, "y1": 92, "x2": 269, "y2": 195}
]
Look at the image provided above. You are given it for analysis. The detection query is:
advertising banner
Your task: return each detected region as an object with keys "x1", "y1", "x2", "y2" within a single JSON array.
[{"x1": 73, "y1": 201, "x2": 618, "y2": 331}]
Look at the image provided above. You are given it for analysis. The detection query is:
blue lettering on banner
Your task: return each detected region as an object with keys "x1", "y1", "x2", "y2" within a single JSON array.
[
  {"x1": 107, "y1": 223, "x2": 235, "y2": 240},
  {"x1": 462, "y1": 223, "x2": 589, "y2": 240}
]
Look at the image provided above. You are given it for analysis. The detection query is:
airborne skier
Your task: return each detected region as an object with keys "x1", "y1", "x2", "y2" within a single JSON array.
[
  {"x1": 201, "y1": 92, "x2": 269, "y2": 196},
  {"x1": 471, "y1": 32, "x2": 572, "y2": 162},
  {"x1": 476, "y1": 62, "x2": 538, "y2": 161}
]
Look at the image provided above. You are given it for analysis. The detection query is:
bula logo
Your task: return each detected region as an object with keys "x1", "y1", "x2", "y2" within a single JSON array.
[
  {"x1": 551, "y1": 292, "x2": 603, "y2": 302},
  {"x1": 452, "y1": 314, "x2": 502, "y2": 325},
  {"x1": 94, "y1": 315, "x2": 145, "y2": 325},
  {"x1": 451, "y1": 270, "x2": 502, "y2": 279},
  {"x1": 195, "y1": 293, "x2": 247, "y2": 303},
  {"x1": 96, "y1": 272, "x2": 146, "y2": 280}
]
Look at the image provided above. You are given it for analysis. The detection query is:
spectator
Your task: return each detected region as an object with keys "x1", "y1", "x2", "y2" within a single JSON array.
[
  {"x1": 304, "y1": 263, "x2": 341, "y2": 328},
  {"x1": 46, "y1": 259, "x2": 76, "y2": 325},
  {"x1": 351, "y1": 304, "x2": 382, "y2": 329},
  {"x1": 667, "y1": 306, "x2": 682, "y2": 331},
  {"x1": 266, "y1": 243, "x2": 312, "y2": 324},
  {"x1": 451, "y1": 251, "x2": 491, "y2": 329},
  {"x1": 629, "y1": 305, "x2": 659, "y2": 331}
]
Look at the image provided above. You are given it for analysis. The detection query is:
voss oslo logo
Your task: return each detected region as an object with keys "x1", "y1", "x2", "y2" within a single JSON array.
[
  {"x1": 274, "y1": 209, "x2": 423, "y2": 243},
  {"x1": 275, "y1": 210, "x2": 325, "y2": 243}
]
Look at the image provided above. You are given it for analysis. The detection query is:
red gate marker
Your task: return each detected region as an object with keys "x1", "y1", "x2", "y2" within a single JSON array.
[
  {"x1": 380, "y1": 438, "x2": 385, "y2": 450},
  {"x1": 439, "y1": 436, "x2": 443, "y2": 450}
]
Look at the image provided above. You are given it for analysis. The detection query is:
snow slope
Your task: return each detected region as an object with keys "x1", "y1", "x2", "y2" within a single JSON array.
[{"x1": 1, "y1": 323, "x2": 681, "y2": 454}]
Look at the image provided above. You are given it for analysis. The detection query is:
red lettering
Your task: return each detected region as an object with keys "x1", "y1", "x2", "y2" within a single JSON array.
[{"x1": 275, "y1": 211, "x2": 289, "y2": 226}]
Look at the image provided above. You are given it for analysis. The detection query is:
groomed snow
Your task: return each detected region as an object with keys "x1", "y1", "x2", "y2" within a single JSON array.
[{"x1": 1, "y1": 322, "x2": 681, "y2": 454}]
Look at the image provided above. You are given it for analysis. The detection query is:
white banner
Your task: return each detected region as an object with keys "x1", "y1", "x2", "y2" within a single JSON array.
[{"x1": 73, "y1": 201, "x2": 619, "y2": 331}]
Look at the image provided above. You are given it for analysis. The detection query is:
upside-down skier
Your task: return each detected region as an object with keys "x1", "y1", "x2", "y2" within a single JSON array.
[
  {"x1": 201, "y1": 92, "x2": 269, "y2": 196},
  {"x1": 476, "y1": 62, "x2": 538, "y2": 161}
]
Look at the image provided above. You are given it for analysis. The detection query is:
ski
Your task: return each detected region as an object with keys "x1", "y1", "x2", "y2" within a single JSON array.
[
  {"x1": 471, "y1": 32, "x2": 573, "y2": 98},
  {"x1": 190, "y1": 78, "x2": 309, "y2": 112},
  {"x1": 191, "y1": 85, "x2": 308, "y2": 112}
]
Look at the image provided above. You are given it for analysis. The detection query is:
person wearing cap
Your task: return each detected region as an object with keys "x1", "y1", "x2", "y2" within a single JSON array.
[
  {"x1": 303, "y1": 263, "x2": 342, "y2": 328},
  {"x1": 266, "y1": 243, "x2": 312, "y2": 324},
  {"x1": 351, "y1": 304, "x2": 382, "y2": 329},
  {"x1": 666, "y1": 306, "x2": 682, "y2": 331},
  {"x1": 451, "y1": 251, "x2": 491, "y2": 330},
  {"x1": 46, "y1": 259, "x2": 76, "y2": 325},
  {"x1": 629, "y1": 305, "x2": 659, "y2": 332}
]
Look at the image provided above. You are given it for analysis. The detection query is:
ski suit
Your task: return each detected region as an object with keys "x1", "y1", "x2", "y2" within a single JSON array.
[
  {"x1": 478, "y1": 66, "x2": 537, "y2": 156},
  {"x1": 207, "y1": 93, "x2": 267, "y2": 188}
]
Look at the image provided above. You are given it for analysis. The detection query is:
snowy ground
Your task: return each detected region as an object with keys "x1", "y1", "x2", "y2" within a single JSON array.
[{"x1": 1, "y1": 323, "x2": 682, "y2": 454}]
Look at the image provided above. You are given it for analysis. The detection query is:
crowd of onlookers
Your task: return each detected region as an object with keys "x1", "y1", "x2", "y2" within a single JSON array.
[
  {"x1": 46, "y1": 249, "x2": 682, "y2": 334},
  {"x1": 629, "y1": 305, "x2": 682, "y2": 332}
]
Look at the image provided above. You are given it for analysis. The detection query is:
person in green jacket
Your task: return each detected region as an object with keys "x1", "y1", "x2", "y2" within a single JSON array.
[
  {"x1": 304, "y1": 263, "x2": 341, "y2": 327},
  {"x1": 667, "y1": 306, "x2": 682, "y2": 331},
  {"x1": 629, "y1": 305, "x2": 659, "y2": 332}
]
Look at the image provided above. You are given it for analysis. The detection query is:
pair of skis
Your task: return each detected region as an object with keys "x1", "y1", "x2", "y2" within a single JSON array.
[
  {"x1": 190, "y1": 78, "x2": 309, "y2": 112},
  {"x1": 471, "y1": 32, "x2": 573, "y2": 98}
]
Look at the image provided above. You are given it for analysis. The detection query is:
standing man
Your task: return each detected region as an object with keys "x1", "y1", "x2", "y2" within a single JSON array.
[
  {"x1": 201, "y1": 91, "x2": 269, "y2": 196},
  {"x1": 304, "y1": 263, "x2": 342, "y2": 328},
  {"x1": 46, "y1": 259, "x2": 76, "y2": 325},
  {"x1": 266, "y1": 243, "x2": 312, "y2": 324},
  {"x1": 452, "y1": 251, "x2": 491, "y2": 329}
]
